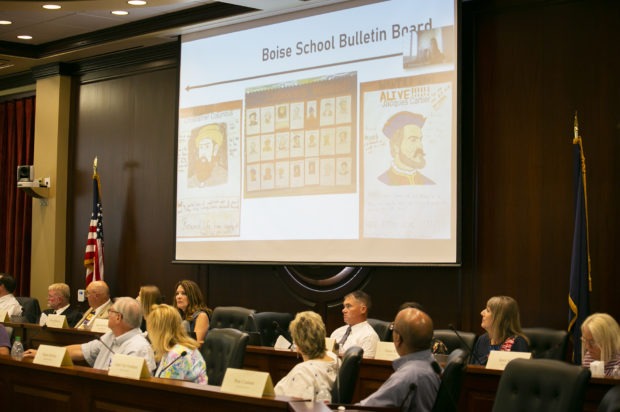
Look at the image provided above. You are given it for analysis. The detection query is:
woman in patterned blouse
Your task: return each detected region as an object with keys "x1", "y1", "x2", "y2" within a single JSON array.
[{"x1": 147, "y1": 304, "x2": 207, "y2": 384}]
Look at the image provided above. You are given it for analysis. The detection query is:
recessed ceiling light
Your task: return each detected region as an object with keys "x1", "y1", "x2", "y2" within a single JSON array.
[
  {"x1": 0, "y1": 20, "x2": 13, "y2": 25},
  {"x1": 111, "y1": 10, "x2": 129, "y2": 16},
  {"x1": 42, "y1": 4, "x2": 62, "y2": 10},
  {"x1": 17, "y1": 35, "x2": 33, "y2": 40},
  {"x1": 128, "y1": 0, "x2": 147, "y2": 5}
]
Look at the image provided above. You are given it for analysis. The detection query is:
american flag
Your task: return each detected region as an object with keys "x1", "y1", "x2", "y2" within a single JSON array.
[{"x1": 84, "y1": 170, "x2": 104, "y2": 286}]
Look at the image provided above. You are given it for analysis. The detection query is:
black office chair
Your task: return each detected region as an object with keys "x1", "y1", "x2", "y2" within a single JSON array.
[
  {"x1": 431, "y1": 348, "x2": 468, "y2": 412},
  {"x1": 367, "y1": 318, "x2": 393, "y2": 342},
  {"x1": 331, "y1": 346, "x2": 364, "y2": 404},
  {"x1": 209, "y1": 306, "x2": 255, "y2": 331},
  {"x1": 14, "y1": 296, "x2": 41, "y2": 324},
  {"x1": 598, "y1": 385, "x2": 620, "y2": 412},
  {"x1": 201, "y1": 328, "x2": 250, "y2": 386},
  {"x1": 522, "y1": 327, "x2": 569, "y2": 360},
  {"x1": 249, "y1": 311, "x2": 293, "y2": 347},
  {"x1": 433, "y1": 329, "x2": 476, "y2": 358},
  {"x1": 491, "y1": 358, "x2": 591, "y2": 412}
]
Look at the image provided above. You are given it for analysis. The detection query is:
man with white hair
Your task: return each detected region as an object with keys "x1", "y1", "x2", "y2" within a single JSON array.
[{"x1": 25, "y1": 297, "x2": 156, "y2": 373}]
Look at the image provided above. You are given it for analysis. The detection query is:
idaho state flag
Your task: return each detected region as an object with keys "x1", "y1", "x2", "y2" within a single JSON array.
[
  {"x1": 568, "y1": 117, "x2": 591, "y2": 364},
  {"x1": 84, "y1": 163, "x2": 104, "y2": 286}
]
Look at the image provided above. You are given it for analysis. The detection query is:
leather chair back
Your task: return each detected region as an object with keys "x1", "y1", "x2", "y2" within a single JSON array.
[
  {"x1": 209, "y1": 306, "x2": 255, "y2": 331},
  {"x1": 14, "y1": 297, "x2": 41, "y2": 324},
  {"x1": 367, "y1": 318, "x2": 393, "y2": 342},
  {"x1": 433, "y1": 329, "x2": 477, "y2": 358},
  {"x1": 331, "y1": 346, "x2": 364, "y2": 404},
  {"x1": 522, "y1": 327, "x2": 569, "y2": 360},
  {"x1": 432, "y1": 348, "x2": 468, "y2": 412},
  {"x1": 201, "y1": 328, "x2": 250, "y2": 386},
  {"x1": 598, "y1": 385, "x2": 620, "y2": 412},
  {"x1": 491, "y1": 358, "x2": 591, "y2": 412},
  {"x1": 250, "y1": 311, "x2": 294, "y2": 347}
]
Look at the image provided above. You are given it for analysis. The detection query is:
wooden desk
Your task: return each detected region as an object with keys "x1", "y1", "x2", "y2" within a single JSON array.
[
  {"x1": 3, "y1": 321, "x2": 102, "y2": 349},
  {"x1": 0, "y1": 355, "x2": 331, "y2": 412}
]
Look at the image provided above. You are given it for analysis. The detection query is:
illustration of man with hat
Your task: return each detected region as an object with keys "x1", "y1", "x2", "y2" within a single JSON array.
[
  {"x1": 188, "y1": 123, "x2": 227, "y2": 187},
  {"x1": 378, "y1": 111, "x2": 435, "y2": 185}
]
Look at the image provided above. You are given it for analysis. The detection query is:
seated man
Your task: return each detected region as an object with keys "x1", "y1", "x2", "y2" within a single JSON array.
[
  {"x1": 0, "y1": 273, "x2": 23, "y2": 318},
  {"x1": 39, "y1": 283, "x2": 83, "y2": 327},
  {"x1": 358, "y1": 307, "x2": 441, "y2": 411},
  {"x1": 25, "y1": 297, "x2": 156, "y2": 373},
  {"x1": 330, "y1": 290, "x2": 379, "y2": 358},
  {"x1": 75, "y1": 280, "x2": 113, "y2": 330}
]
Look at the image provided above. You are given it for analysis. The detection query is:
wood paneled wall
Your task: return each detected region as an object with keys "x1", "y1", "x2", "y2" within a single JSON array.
[{"x1": 64, "y1": 0, "x2": 619, "y2": 336}]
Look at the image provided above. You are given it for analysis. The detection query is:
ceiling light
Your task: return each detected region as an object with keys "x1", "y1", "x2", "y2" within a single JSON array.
[
  {"x1": 128, "y1": 0, "x2": 147, "y2": 5},
  {"x1": 17, "y1": 35, "x2": 33, "y2": 40},
  {"x1": 0, "y1": 20, "x2": 13, "y2": 25},
  {"x1": 42, "y1": 4, "x2": 62, "y2": 10},
  {"x1": 111, "y1": 10, "x2": 129, "y2": 16}
]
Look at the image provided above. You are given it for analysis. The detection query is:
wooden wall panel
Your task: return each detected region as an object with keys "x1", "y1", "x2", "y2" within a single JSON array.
[{"x1": 65, "y1": 0, "x2": 619, "y2": 339}]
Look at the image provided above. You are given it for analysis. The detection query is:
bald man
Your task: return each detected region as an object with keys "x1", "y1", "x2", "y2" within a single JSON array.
[
  {"x1": 75, "y1": 281, "x2": 112, "y2": 330},
  {"x1": 359, "y1": 308, "x2": 441, "y2": 411}
]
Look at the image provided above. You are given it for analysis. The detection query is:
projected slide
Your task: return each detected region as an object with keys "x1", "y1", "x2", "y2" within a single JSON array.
[{"x1": 176, "y1": 0, "x2": 458, "y2": 264}]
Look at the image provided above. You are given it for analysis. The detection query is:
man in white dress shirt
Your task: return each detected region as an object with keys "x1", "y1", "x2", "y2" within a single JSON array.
[
  {"x1": 330, "y1": 290, "x2": 379, "y2": 358},
  {"x1": 0, "y1": 273, "x2": 23, "y2": 318}
]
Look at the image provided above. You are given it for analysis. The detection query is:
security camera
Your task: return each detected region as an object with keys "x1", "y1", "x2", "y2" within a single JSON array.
[{"x1": 16, "y1": 165, "x2": 33, "y2": 182}]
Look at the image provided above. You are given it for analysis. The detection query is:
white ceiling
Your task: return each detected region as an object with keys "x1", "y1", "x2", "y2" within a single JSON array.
[{"x1": 0, "y1": 0, "x2": 329, "y2": 76}]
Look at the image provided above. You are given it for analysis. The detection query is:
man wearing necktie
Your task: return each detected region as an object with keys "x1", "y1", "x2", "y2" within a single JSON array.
[
  {"x1": 75, "y1": 281, "x2": 113, "y2": 330},
  {"x1": 39, "y1": 283, "x2": 83, "y2": 327},
  {"x1": 330, "y1": 290, "x2": 380, "y2": 358}
]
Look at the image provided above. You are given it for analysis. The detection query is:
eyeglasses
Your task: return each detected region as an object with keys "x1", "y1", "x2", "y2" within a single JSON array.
[
  {"x1": 108, "y1": 309, "x2": 123, "y2": 318},
  {"x1": 580, "y1": 337, "x2": 597, "y2": 346}
]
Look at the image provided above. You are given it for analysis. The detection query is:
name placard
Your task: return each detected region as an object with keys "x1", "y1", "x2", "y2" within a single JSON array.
[
  {"x1": 90, "y1": 318, "x2": 111, "y2": 333},
  {"x1": 0, "y1": 310, "x2": 9, "y2": 322},
  {"x1": 221, "y1": 368, "x2": 275, "y2": 398},
  {"x1": 46, "y1": 314, "x2": 69, "y2": 329},
  {"x1": 486, "y1": 350, "x2": 532, "y2": 370},
  {"x1": 108, "y1": 353, "x2": 151, "y2": 380},
  {"x1": 374, "y1": 341, "x2": 399, "y2": 361},
  {"x1": 274, "y1": 335, "x2": 292, "y2": 350},
  {"x1": 325, "y1": 337, "x2": 336, "y2": 352},
  {"x1": 33, "y1": 344, "x2": 73, "y2": 367}
]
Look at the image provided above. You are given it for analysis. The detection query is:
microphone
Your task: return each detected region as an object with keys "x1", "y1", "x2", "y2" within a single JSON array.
[
  {"x1": 97, "y1": 337, "x2": 116, "y2": 355},
  {"x1": 431, "y1": 360, "x2": 442, "y2": 375},
  {"x1": 399, "y1": 383, "x2": 417, "y2": 410},
  {"x1": 448, "y1": 324, "x2": 483, "y2": 365},
  {"x1": 157, "y1": 351, "x2": 188, "y2": 377},
  {"x1": 272, "y1": 321, "x2": 284, "y2": 346}
]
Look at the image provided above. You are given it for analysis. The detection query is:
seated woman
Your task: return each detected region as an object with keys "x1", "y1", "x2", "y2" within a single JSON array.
[
  {"x1": 471, "y1": 295, "x2": 529, "y2": 365},
  {"x1": 137, "y1": 285, "x2": 162, "y2": 332},
  {"x1": 147, "y1": 304, "x2": 207, "y2": 384},
  {"x1": 173, "y1": 280, "x2": 212, "y2": 346},
  {"x1": 581, "y1": 313, "x2": 620, "y2": 376},
  {"x1": 274, "y1": 311, "x2": 338, "y2": 402}
]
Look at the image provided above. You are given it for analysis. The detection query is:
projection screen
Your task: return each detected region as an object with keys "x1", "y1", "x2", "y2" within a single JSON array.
[{"x1": 175, "y1": 0, "x2": 459, "y2": 265}]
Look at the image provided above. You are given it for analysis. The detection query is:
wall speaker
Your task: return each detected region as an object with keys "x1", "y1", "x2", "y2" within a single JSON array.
[{"x1": 17, "y1": 165, "x2": 33, "y2": 182}]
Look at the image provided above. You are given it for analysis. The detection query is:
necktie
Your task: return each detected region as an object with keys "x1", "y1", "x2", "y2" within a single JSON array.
[{"x1": 339, "y1": 326, "x2": 352, "y2": 347}]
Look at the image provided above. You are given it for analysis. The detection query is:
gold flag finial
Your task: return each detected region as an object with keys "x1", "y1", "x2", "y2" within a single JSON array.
[
  {"x1": 93, "y1": 156, "x2": 98, "y2": 176},
  {"x1": 573, "y1": 111, "x2": 579, "y2": 143}
]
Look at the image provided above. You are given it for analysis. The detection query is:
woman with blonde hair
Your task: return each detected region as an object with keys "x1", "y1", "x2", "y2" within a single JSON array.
[
  {"x1": 471, "y1": 295, "x2": 529, "y2": 365},
  {"x1": 274, "y1": 311, "x2": 338, "y2": 402},
  {"x1": 581, "y1": 313, "x2": 620, "y2": 376},
  {"x1": 147, "y1": 304, "x2": 207, "y2": 384},
  {"x1": 173, "y1": 280, "x2": 212, "y2": 345},
  {"x1": 137, "y1": 285, "x2": 162, "y2": 331}
]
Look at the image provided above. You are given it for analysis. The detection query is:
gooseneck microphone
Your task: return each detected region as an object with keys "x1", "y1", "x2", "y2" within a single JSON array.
[
  {"x1": 97, "y1": 337, "x2": 116, "y2": 355},
  {"x1": 448, "y1": 323, "x2": 483, "y2": 365},
  {"x1": 157, "y1": 351, "x2": 188, "y2": 377}
]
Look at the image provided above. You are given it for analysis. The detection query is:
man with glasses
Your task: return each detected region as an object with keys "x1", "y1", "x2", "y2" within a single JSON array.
[
  {"x1": 358, "y1": 307, "x2": 441, "y2": 411},
  {"x1": 25, "y1": 297, "x2": 156, "y2": 374},
  {"x1": 39, "y1": 283, "x2": 83, "y2": 327},
  {"x1": 75, "y1": 280, "x2": 113, "y2": 330}
]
